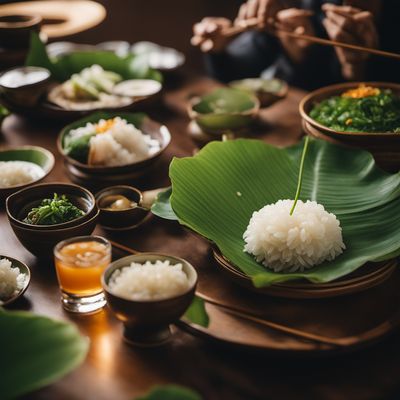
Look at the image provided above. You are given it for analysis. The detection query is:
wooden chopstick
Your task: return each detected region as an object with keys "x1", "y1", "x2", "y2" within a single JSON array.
[
  {"x1": 110, "y1": 240, "x2": 399, "y2": 348},
  {"x1": 221, "y1": 18, "x2": 400, "y2": 61}
]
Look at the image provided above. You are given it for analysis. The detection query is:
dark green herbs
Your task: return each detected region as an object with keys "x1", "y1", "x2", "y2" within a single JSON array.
[
  {"x1": 23, "y1": 193, "x2": 85, "y2": 225},
  {"x1": 310, "y1": 88, "x2": 400, "y2": 133}
]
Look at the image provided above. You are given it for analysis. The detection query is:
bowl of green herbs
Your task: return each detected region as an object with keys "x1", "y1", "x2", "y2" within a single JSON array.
[
  {"x1": 6, "y1": 183, "x2": 99, "y2": 257},
  {"x1": 300, "y1": 82, "x2": 400, "y2": 171}
]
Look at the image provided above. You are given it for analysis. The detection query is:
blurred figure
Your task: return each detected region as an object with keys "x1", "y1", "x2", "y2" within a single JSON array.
[{"x1": 192, "y1": 0, "x2": 399, "y2": 90}]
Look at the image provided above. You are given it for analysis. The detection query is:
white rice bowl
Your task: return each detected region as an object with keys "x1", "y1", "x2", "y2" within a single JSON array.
[
  {"x1": 108, "y1": 260, "x2": 190, "y2": 300},
  {"x1": 0, "y1": 161, "x2": 45, "y2": 188},
  {"x1": 0, "y1": 258, "x2": 27, "y2": 302},
  {"x1": 243, "y1": 199, "x2": 345, "y2": 273}
]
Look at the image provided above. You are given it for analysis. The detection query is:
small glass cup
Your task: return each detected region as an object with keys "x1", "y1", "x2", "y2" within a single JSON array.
[{"x1": 54, "y1": 236, "x2": 111, "y2": 314}]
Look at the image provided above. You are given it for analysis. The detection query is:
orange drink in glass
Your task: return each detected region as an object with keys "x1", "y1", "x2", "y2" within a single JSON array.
[{"x1": 54, "y1": 236, "x2": 111, "y2": 313}]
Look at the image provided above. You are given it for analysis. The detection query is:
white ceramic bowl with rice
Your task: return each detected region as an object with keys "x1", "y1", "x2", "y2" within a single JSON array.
[{"x1": 102, "y1": 253, "x2": 197, "y2": 346}]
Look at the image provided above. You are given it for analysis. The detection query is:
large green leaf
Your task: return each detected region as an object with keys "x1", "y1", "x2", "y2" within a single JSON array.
[
  {"x1": 26, "y1": 33, "x2": 162, "y2": 82},
  {"x1": 0, "y1": 310, "x2": 89, "y2": 399},
  {"x1": 167, "y1": 138, "x2": 400, "y2": 287},
  {"x1": 136, "y1": 385, "x2": 202, "y2": 400}
]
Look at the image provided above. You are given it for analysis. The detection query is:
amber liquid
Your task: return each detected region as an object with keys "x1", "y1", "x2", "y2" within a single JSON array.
[{"x1": 55, "y1": 241, "x2": 111, "y2": 296}]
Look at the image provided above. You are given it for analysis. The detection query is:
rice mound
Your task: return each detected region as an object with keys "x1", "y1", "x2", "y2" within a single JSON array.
[
  {"x1": 243, "y1": 199, "x2": 345, "y2": 273},
  {"x1": 108, "y1": 260, "x2": 190, "y2": 300},
  {"x1": 0, "y1": 258, "x2": 26, "y2": 301}
]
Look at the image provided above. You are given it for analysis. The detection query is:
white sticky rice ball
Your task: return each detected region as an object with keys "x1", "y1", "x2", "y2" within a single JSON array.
[{"x1": 243, "y1": 199, "x2": 345, "y2": 273}]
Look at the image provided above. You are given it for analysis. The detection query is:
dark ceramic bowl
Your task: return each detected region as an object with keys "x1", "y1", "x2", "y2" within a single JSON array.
[
  {"x1": 95, "y1": 185, "x2": 150, "y2": 231},
  {"x1": 0, "y1": 14, "x2": 41, "y2": 49},
  {"x1": 0, "y1": 146, "x2": 55, "y2": 201},
  {"x1": 57, "y1": 112, "x2": 171, "y2": 187},
  {"x1": 102, "y1": 253, "x2": 197, "y2": 346},
  {"x1": 0, "y1": 255, "x2": 31, "y2": 306},
  {"x1": 6, "y1": 182, "x2": 97, "y2": 230},
  {"x1": 0, "y1": 66, "x2": 51, "y2": 107},
  {"x1": 299, "y1": 82, "x2": 400, "y2": 172}
]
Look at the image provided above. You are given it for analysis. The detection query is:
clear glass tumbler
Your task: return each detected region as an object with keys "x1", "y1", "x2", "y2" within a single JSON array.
[{"x1": 54, "y1": 236, "x2": 111, "y2": 314}]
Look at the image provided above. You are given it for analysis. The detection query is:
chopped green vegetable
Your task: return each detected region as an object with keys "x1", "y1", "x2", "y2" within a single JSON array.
[
  {"x1": 64, "y1": 132, "x2": 95, "y2": 163},
  {"x1": 310, "y1": 89, "x2": 400, "y2": 133},
  {"x1": 23, "y1": 193, "x2": 85, "y2": 225}
]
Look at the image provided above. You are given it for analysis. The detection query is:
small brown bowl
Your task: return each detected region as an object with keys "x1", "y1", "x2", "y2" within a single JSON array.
[
  {"x1": 95, "y1": 185, "x2": 150, "y2": 231},
  {"x1": 0, "y1": 255, "x2": 31, "y2": 306},
  {"x1": 300, "y1": 82, "x2": 400, "y2": 172},
  {"x1": 6, "y1": 182, "x2": 97, "y2": 230},
  {"x1": 0, "y1": 66, "x2": 51, "y2": 107},
  {"x1": 102, "y1": 253, "x2": 197, "y2": 346},
  {"x1": 0, "y1": 14, "x2": 42, "y2": 49},
  {"x1": 57, "y1": 112, "x2": 171, "y2": 187}
]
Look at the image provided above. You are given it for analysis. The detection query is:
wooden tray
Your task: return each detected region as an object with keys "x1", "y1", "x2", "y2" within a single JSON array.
[
  {"x1": 0, "y1": 1, "x2": 106, "y2": 39},
  {"x1": 178, "y1": 252, "x2": 400, "y2": 355},
  {"x1": 213, "y1": 249, "x2": 396, "y2": 299}
]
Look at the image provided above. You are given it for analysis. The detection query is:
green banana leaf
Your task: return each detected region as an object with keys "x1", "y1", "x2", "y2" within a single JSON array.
[
  {"x1": 183, "y1": 297, "x2": 209, "y2": 328},
  {"x1": 0, "y1": 310, "x2": 89, "y2": 399},
  {"x1": 160, "y1": 138, "x2": 400, "y2": 287},
  {"x1": 136, "y1": 385, "x2": 202, "y2": 400},
  {"x1": 26, "y1": 33, "x2": 162, "y2": 82}
]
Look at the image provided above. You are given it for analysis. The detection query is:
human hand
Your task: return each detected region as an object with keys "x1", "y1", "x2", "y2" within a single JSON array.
[
  {"x1": 234, "y1": 0, "x2": 286, "y2": 31},
  {"x1": 275, "y1": 8, "x2": 315, "y2": 64},
  {"x1": 191, "y1": 17, "x2": 232, "y2": 53},
  {"x1": 322, "y1": 4, "x2": 378, "y2": 80}
]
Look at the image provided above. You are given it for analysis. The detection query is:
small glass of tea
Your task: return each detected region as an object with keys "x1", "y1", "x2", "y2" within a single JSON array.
[{"x1": 54, "y1": 236, "x2": 111, "y2": 313}]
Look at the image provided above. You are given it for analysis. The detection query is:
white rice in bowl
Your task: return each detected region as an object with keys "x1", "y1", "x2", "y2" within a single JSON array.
[
  {"x1": 0, "y1": 161, "x2": 45, "y2": 188},
  {"x1": 243, "y1": 199, "x2": 345, "y2": 273},
  {"x1": 0, "y1": 258, "x2": 27, "y2": 303},
  {"x1": 108, "y1": 260, "x2": 191, "y2": 300}
]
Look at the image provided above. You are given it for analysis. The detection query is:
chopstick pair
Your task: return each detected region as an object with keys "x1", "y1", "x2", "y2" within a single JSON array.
[
  {"x1": 209, "y1": 15, "x2": 400, "y2": 61},
  {"x1": 110, "y1": 239, "x2": 399, "y2": 348}
]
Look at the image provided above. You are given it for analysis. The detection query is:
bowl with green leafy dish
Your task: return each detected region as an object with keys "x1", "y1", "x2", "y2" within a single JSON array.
[
  {"x1": 188, "y1": 88, "x2": 260, "y2": 135},
  {"x1": 6, "y1": 183, "x2": 99, "y2": 257},
  {"x1": 300, "y1": 82, "x2": 400, "y2": 171}
]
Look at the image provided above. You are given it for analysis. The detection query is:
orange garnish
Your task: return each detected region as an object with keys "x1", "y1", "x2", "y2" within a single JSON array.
[
  {"x1": 345, "y1": 118, "x2": 352, "y2": 125},
  {"x1": 94, "y1": 118, "x2": 116, "y2": 134},
  {"x1": 342, "y1": 84, "x2": 380, "y2": 99}
]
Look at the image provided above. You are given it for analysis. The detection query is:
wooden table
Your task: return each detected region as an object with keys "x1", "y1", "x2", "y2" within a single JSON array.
[{"x1": 2, "y1": 77, "x2": 400, "y2": 400}]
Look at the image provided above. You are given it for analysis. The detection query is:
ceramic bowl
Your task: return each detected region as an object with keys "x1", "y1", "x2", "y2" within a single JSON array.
[
  {"x1": 299, "y1": 81, "x2": 400, "y2": 172},
  {"x1": 6, "y1": 183, "x2": 99, "y2": 258},
  {"x1": 0, "y1": 14, "x2": 41, "y2": 49},
  {"x1": 102, "y1": 253, "x2": 197, "y2": 346},
  {"x1": 95, "y1": 185, "x2": 150, "y2": 231},
  {"x1": 0, "y1": 255, "x2": 31, "y2": 306},
  {"x1": 0, "y1": 146, "x2": 55, "y2": 201},
  {"x1": 188, "y1": 88, "x2": 260, "y2": 135},
  {"x1": 229, "y1": 78, "x2": 288, "y2": 108},
  {"x1": 57, "y1": 112, "x2": 171, "y2": 187},
  {"x1": 0, "y1": 66, "x2": 51, "y2": 107}
]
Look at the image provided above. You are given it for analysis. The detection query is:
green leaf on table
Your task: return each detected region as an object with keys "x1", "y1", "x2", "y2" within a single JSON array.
[
  {"x1": 151, "y1": 187, "x2": 177, "y2": 220},
  {"x1": 0, "y1": 310, "x2": 89, "y2": 400},
  {"x1": 183, "y1": 296, "x2": 209, "y2": 328},
  {"x1": 166, "y1": 137, "x2": 400, "y2": 287},
  {"x1": 26, "y1": 32, "x2": 162, "y2": 83},
  {"x1": 136, "y1": 384, "x2": 202, "y2": 400}
]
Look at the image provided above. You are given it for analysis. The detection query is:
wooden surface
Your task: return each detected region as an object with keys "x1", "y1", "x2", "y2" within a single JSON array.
[{"x1": 2, "y1": 77, "x2": 400, "y2": 400}]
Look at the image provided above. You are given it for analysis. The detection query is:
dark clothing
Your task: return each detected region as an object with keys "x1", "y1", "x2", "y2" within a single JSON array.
[{"x1": 205, "y1": 0, "x2": 400, "y2": 90}]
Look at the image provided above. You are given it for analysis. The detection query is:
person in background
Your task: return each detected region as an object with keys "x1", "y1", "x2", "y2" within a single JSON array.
[{"x1": 191, "y1": 0, "x2": 399, "y2": 90}]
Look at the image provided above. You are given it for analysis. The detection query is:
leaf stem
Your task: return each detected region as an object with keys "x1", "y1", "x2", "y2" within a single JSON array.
[{"x1": 290, "y1": 136, "x2": 310, "y2": 216}]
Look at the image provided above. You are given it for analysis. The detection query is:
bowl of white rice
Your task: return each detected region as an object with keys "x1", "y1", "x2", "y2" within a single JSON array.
[
  {"x1": 102, "y1": 253, "x2": 197, "y2": 346},
  {"x1": 0, "y1": 146, "x2": 54, "y2": 201},
  {"x1": 0, "y1": 256, "x2": 30, "y2": 306}
]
